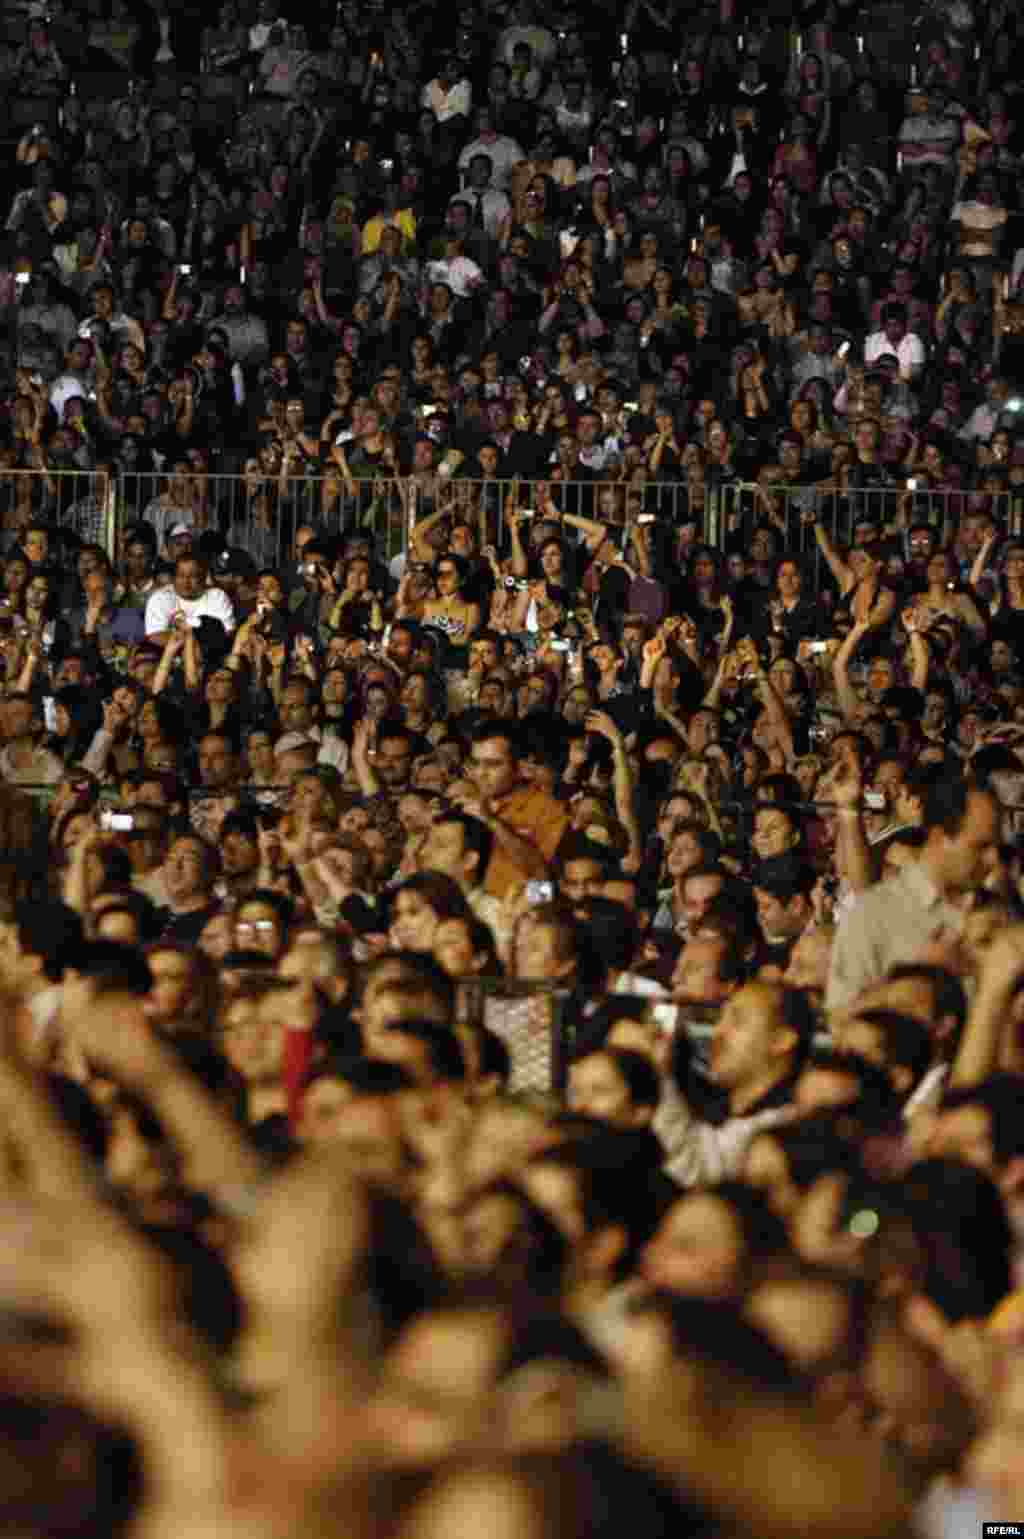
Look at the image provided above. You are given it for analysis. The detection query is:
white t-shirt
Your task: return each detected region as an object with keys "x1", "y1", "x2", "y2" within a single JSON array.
[
  {"x1": 144, "y1": 584, "x2": 236, "y2": 637},
  {"x1": 425, "y1": 255, "x2": 484, "y2": 298},
  {"x1": 864, "y1": 329, "x2": 926, "y2": 374}
]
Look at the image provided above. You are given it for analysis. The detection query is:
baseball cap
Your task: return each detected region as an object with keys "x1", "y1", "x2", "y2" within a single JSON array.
[{"x1": 273, "y1": 732, "x2": 318, "y2": 757}]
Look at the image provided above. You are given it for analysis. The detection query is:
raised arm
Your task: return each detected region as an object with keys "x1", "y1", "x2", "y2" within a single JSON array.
[
  {"x1": 950, "y1": 926, "x2": 1024, "y2": 1088},
  {"x1": 586, "y1": 709, "x2": 642, "y2": 867},
  {"x1": 506, "y1": 496, "x2": 529, "y2": 578},
  {"x1": 408, "y1": 504, "x2": 448, "y2": 564},
  {"x1": 822, "y1": 753, "x2": 873, "y2": 895},
  {"x1": 803, "y1": 507, "x2": 855, "y2": 594},
  {"x1": 69, "y1": 989, "x2": 265, "y2": 1204},
  {"x1": 902, "y1": 606, "x2": 930, "y2": 692},
  {"x1": 560, "y1": 508, "x2": 608, "y2": 552},
  {"x1": 832, "y1": 619, "x2": 869, "y2": 722},
  {"x1": 150, "y1": 629, "x2": 184, "y2": 695},
  {"x1": 747, "y1": 640, "x2": 795, "y2": 766},
  {"x1": 969, "y1": 532, "x2": 997, "y2": 593},
  {"x1": 350, "y1": 716, "x2": 381, "y2": 797}
]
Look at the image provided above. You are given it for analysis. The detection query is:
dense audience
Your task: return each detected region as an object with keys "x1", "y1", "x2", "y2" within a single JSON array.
[{"x1": 0, "y1": 1, "x2": 1024, "y2": 1538}]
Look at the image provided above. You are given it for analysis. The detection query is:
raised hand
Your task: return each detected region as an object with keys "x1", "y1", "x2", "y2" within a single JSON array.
[
  {"x1": 257, "y1": 824, "x2": 282, "y2": 871},
  {"x1": 584, "y1": 708, "x2": 622, "y2": 745},
  {"x1": 643, "y1": 634, "x2": 666, "y2": 667},
  {"x1": 102, "y1": 698, "x2": 127, "y2": 735},
  {"x1": 829, "y1": 753, "x2": 863, "y2": 809}
]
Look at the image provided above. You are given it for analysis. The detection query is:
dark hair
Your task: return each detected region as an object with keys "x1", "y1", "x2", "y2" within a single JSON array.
[
  {"x1": 572, "y1": 1045, "x2": 661, "y2": 1110},
  {"x1": 236, "y1": 888, "x2": 295, "y2": 931},
  {"x1": 921, "y1": 772, "x2": 972, "y2": 834},
  {"x1": 431, "y1": 811, "x2": 494, "y2": 885},
  {"x1": 360, "y1": 1188, "x2": 450, "y2": 1349},
  {"x1": 625, "y1": 1292, "x2": 796, "y2": 1394},
  {"x1": 219, "y1": 808, "x2": 261, "y2": 843},
  {"x1": 527, "y1": 1136, "x2": 665, "y2": 1273},
  {"x1": 573, "y1": 995, "x2": 651, "y2": 1059},
  {"x1": 13, "y1": 899, "x2": 84, "y2": 982},
  {"x1": 572, "y1": 897, "x2": 639, "y2": 977},
  {"x1": 303, "y1": 1055, "x2": 416, "y2": 1096},
  {"x1": 846, "y1": 1009, "x2": 933, "y2": 1092},
  {"x1": 464, "y1": 1182, "x2": 571, "y2": 1300},
  {"x1": 556, "y1": 833, "x2": 615, "y2": 880},
  {"x1": 376, "y1": 1017, "x2": 467, "y2": 1081},
  {"x1": 45, "y1": 1072, "x2": 109, "y2": 1163},
  {"x1": 73, "y1": 938, "x2": 155, "y2": 994},
  {"x1": 798, "y1": 1050, "x2": 901, "y2": 1128},
  {"x1": 900, "y1": 1158, "x2": 1013, "y2": 1322},
  {"x1": 385, "y1": 872, "x2": 472, "y2": 938},
  {"x1": 757, "y1": 1112, "x2": 865, "y2": 1192},
  {"x1": 463, "y1": 1020, "x2": 511, "y2": 1085},
  {"x1": 693, "y1": 894, "x2": 759, "y2": 956},
  {"x1": 885, "y1": 963, "x2": 967, "y2": 1050},
  {"x1": 143, "y1": 939, "x2": 220, "y2": 1027},
  {"x1": 939, "y1": 1074, "x2": 1024, "y2": 1166},
  {"x1": 516, "y1": 899, "x2": 609, "y2": 998},
  {"x1": 471, "y1": 718, "x2": 522, "y2": 760},
  {"x1": 361, "y1": 949, "x2": 457, "y2": 1022},
  {"x1": 752, "y1": 863, "x2": 816, "y2": 903}
]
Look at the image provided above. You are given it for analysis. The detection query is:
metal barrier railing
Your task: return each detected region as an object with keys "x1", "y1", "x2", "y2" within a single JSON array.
[
  {"x1": 4, "y1": 468, "x2": 1017, "y2": 597},
  {"x1": 459, "y1": 978, "x2": 572, "y2": 1093}
]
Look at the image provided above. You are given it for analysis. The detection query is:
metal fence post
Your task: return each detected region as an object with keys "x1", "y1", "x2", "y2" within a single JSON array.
[
  {"x1": 707, "y1": 484, "x2": 720, "y2": 550},
  {"x1": 549, "y1": 989, "x2": 571, "y2": 1095}
]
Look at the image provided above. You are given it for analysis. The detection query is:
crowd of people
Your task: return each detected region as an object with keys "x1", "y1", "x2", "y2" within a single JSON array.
[{"x1": 2, "y1": 0, "x2": 1024, "y2": 1537}]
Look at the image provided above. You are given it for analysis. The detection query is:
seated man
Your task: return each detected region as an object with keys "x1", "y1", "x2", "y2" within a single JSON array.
[
  {"x1": 655, "y1": 980, "x2": 815, "y2": 1187},
  {"x1": 144, "y1": 554, "x2": 235, "y2": 648}
]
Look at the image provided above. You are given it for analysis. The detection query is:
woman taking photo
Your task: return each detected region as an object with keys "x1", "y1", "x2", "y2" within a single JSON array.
[{"x1": 418, "y1": 553, "x2": 482, "y2": 658}]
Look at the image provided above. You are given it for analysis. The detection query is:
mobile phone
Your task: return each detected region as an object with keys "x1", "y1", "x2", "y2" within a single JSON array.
[
  {"x1": 305, "y1": 562, "x2": 319, "y2": 576},
  {"x1": 99, "y1": 810, "x2": 134, "y2": 832},
  {"x1": 837, "y1": 341, "x2": 851, "y2": 358},
  {"x1": 550, "y1": 638, "x2": 571, "y2": 651},
  {"x1": 15, "y1": 273, "x2": 30, "y2": 288},
  {"x1": 637, "y1": 513, "x2": 655, "y2": 525},
  {"x1": 526, "y1": 879, "x2": 554, "y2": 905},
  {"x1": 864, "y1": 791, "x2": 885, "y2": 811},
  {"x1": 420, "y1": 404, "x2": 438, "y2": 418},
  {"x1": 809, "y1": 640, "x2": 829, "y2": 654},
  {"x1": 907, "y1": 477, "x2": 919, "y2": 490},
  {"x1": 178, "y1": 263, "x2": 192, "y2": 276}
]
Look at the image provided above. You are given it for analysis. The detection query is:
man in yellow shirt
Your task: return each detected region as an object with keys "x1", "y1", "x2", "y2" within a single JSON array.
[{"x1": 451, "y1": 722, "x2": 568, "y2": 900}]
